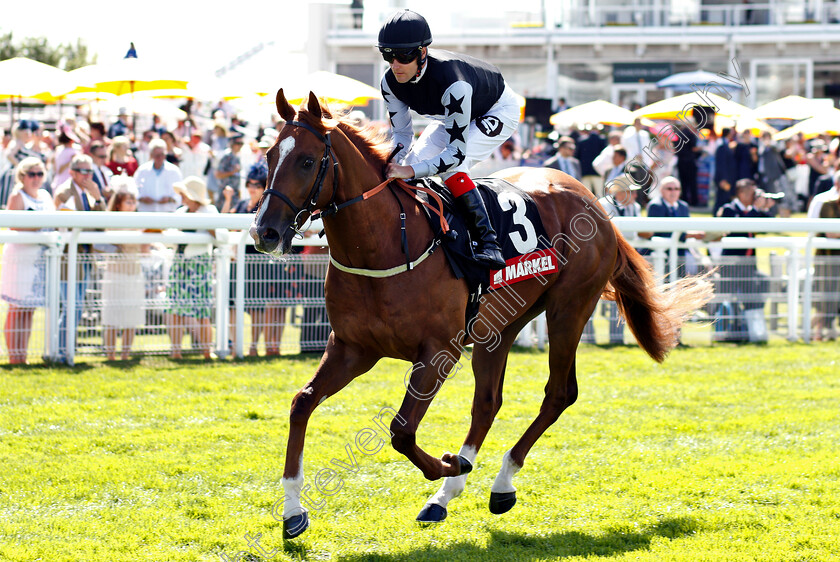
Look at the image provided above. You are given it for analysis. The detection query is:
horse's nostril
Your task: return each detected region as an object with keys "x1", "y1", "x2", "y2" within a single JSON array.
[{"x1": 262, "y1": 227, "x2": 280, "y2": 243}]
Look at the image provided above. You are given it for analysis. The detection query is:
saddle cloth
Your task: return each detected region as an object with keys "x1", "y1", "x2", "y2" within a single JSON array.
[{"x1": 411, "y1": 177, "x2": 558, "y2": 334}]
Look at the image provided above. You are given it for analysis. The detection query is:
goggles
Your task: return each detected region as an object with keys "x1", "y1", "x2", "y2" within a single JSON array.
[{"x1": 380, "y1": 47, "x2": 420, "y2": 64}]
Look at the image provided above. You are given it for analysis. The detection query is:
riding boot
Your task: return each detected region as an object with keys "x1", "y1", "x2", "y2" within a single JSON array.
[{"x1": 456, "y1": 188, "x2": 506, "y2": 269}]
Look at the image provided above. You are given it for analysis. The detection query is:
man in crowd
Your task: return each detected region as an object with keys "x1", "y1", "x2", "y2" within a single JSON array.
[
  {"x1": 714, "y1": 128, "x2": 738, "y2": 213},
  {"x1": 575, "y1": 126, "x2": 606, "y2": 197},
  {"x1": 179, "y1": 130, "x2": 211, "y2": 180},
  {"x1": 646, "y1": 175, "x2": 705, "y2": 280},
  {"x1": 89, "y1": 140, "x2": 113, "y2": 201},
  {"x1": 715, "y1": 178, "x2": 775, "y2": 342},
  {"x1": 757, "y1": 131, "x2": 793, "y2": 217},
  {"x1": 544, "y1": 136, "x2": 581, "y2": 180},
  {"x1": 135, "y1": 139, "x2": 182, "y2": 212},
  {"x1": 674, "y1": 121, "x2": 701, "y2": 206},
  {"x1": 53, "y1": 154, "x2": 108, "y2": 362},
  {"x1": 214, "y1": 134, "x2": 244, "y2": 211},
  {"x1": 605, "y1": 145, "x2": 628, "y2": 184},
  {"x1": 621, "y1": 118, "x2": 652, "y2": 167},
  {"x1": 107, "y1": 109, "x2": 131, "y2": 139},
  {"x1": 593, "y1": 130, "x2": 623, "y2": 181}
]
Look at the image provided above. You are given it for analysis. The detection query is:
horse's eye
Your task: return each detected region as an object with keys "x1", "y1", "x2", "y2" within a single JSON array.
[{"x1": 303, "y1": 158, "x2": 315, "y2": 169}]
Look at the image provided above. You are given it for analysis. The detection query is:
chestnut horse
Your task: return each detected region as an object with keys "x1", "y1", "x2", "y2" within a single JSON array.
[{"x1": 251, "y1": 90, "x2": 712, "y2": 538}]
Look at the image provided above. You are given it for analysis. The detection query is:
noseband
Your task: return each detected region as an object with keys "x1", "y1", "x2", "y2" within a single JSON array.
[{"x1": 260, "y1": 120, "x2": 339, "y2": 237}]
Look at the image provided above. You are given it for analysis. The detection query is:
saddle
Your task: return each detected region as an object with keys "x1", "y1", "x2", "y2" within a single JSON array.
[{"x1": 408, "y1": 177, "x2": 556, "y2": 336}]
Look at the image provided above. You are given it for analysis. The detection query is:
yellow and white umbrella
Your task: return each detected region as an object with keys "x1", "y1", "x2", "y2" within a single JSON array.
[
  {"x1": 751, "y1": 95, "x2": 835, "y2": 121},
  {"x1": 67, "y1": 58, "x2": 190, "y2": 97},
  {"x1": 0, "y1": 57, "x2": 73, "y2": 102},
  {"x1": 772, "y1": 107, "x2": 840, "y2": 141},
  {"x1": 550, "y1": 99, "x2": 642, "y2": 127},
  {"x1": 279, "y1": 71, "x2": 381, "y2": 107},
  {"x1": 714, "y1": 113, "x2": 778, "y2": 137},
  {"x1": 632, "y1": 92, "x2": 750, "y2": 120}
]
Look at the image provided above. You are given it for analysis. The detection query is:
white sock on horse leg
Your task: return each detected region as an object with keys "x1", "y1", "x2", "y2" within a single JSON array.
[
  {"x1": 426, "y1": 445, "x2": 477, "y2": 507},
  {"x1": 490, "y1": 450, "x2": 521, "y2": 494},
  {"x1": 281, "y1": 456, "x2": 306, "y2": 519}
]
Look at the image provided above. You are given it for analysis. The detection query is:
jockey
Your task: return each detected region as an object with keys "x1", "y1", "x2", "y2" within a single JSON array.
[{"x1": 379, "y1": 9, "x2": 520, "y2": 270}]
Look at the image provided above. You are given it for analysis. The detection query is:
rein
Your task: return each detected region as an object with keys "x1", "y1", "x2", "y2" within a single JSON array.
[{"x1": 261, "y1": 120, "x2": 451, "y2": 277}]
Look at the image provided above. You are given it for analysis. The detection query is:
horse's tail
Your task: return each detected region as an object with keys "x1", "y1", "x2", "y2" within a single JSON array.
[{"x1": 605, "y1": 226, "x2": 714, "y2": 362}]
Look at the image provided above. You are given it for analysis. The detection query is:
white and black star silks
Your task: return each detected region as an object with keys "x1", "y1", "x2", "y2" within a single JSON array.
[{"x1": 381, "y1": 48, "x2": 518, "y2": 179}]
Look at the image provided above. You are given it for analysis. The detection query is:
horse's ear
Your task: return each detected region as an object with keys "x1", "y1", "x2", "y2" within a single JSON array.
[
  {"x1": 306, "y1": 92, "x2": 322, "y2": 119},
  {"x1": 276, "y1": 88, "x2": 295, "y2": 121}
]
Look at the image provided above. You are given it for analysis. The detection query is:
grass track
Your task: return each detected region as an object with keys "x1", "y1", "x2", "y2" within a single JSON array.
[{"x1": 1, "y1": 343, "x2": 839, "y2": 561}]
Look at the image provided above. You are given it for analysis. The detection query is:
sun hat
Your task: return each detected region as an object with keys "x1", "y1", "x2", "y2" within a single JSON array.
[{"x1": 174, "y1": 176, "x2": 212, "y2": 206}]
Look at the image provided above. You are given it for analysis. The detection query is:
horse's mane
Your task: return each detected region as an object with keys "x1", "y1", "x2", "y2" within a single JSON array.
[{"x1": 295, "y1": 103, "x2": 391, "y2": 168}]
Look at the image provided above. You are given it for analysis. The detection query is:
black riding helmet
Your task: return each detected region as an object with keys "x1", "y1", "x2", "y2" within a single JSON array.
[{"x1": 378, "y1": 9, "x2": 432, "y2": 51}]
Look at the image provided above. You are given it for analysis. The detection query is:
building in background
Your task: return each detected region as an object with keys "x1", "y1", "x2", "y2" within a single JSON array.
[{"x1": 308, "y1": 0, "x2": 840, "y2": 123}]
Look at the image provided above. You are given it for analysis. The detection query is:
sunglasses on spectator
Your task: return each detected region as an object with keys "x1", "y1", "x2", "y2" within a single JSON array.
[
  {"x1": 380, "y1": 48, "x2": 420, "y2": 64},
  {"x1": 246, "y1": 180, "x2": 264, "y2": 188},
  {"x1": 663, "y1": 187, "x2": 681, "y2": 191},
  {"x1": 71, "y1": 168, "x2": 94, "y2": 174},
  {"x1": 26, "y1": 170, "x2": 45, "y2": 178}
]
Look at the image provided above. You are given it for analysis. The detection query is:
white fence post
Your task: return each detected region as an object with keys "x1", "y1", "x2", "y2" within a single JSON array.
[
  {"x1": 669, "y1": 231, "x2": 680, "y2": 283},
  {"x1": 215, "y1": 244, "x2": 233, "y2": 358},
  {"x1": 65, "y1": 229, "x2": 80, "y2": 366},
  {"x1": 801, "y1": 235, "x2": 815, "y2": 343},
  {"x1": 234, "y1": 234, "x2": 247, "y2": 359},
  {"x1": 44, "y1": 236, "x2": 63, "y2": 361},
  {"x1": 651, "y1": 248, "x2": 666, "y2": 284},
  {"x1": 786, "y1": 246, "x2": 800, "y2": 342}
]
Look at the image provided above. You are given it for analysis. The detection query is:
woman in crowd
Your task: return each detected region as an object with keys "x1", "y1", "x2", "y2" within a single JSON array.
[
  {"x1": 51, "y1": 124, "x2": 81, "y2": 192},
  {"x1": 1, "y1": 121, "x2": 44, "y2": 206},
  {"x1": 0, "y1": 158, "x2": 54, "y2": 364},
  {"x1": 161, "y1": 130, "x2": 182, "y2": 166},
  {"x1": 106, "y1": 136, "x2": 139, "y2": 177},
  {"x1": 166, "y1": 176, "x2": 221, "y2": 359},
  {"x1": 223, "y1": 162, "x2": 284, "y2": 356},
  {"x1": 101, "y1": 177, "x2": 149, "y2": 360}
]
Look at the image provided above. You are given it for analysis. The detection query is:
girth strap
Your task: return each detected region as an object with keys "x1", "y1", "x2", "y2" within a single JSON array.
[{"x1": 329, "y1": 238, "x2": 441, "y2": 278}]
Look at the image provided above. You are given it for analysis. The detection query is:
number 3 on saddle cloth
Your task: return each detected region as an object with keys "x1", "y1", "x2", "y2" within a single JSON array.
[{"x1": 413, "y1": 177, "x2": 558, "y2": 337}]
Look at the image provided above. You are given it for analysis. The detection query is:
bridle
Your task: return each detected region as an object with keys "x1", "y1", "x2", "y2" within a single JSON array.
[
  {"x1": 260, "y1": 120, "x2": 339, "y2": 237},
  {"x1": 258, "y1": 118, "x2": 452, "y2": 275}
]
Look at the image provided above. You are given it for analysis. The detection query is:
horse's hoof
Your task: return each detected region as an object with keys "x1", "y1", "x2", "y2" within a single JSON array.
[
  {"x1": 489, "y1": 491, "x2": 517, "y2": 514},
  {"x1": 283, "y1": 512, "x2": 309, "y2": 539},
  {"x1": 457, "y1": 455, "x2": 473, "y2": 475},
  {"x1": 416, "y1": 503, "x2": 447, "y2": 524}
]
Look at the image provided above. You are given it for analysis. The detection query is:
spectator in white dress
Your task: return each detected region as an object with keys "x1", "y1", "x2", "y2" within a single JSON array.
[
  {"x1": 0, "y1": 158, "x2": 53, "y2": 364},
  {"x1": 101, "y1": 176, "x2": 149, "y2": 360}
]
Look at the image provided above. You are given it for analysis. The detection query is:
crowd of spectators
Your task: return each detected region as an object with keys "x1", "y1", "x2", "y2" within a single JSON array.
[
  {"x1": 499, "y1": 116, "x2": 840, "y2": 347},
  {"x1": 2, "y1": 102, "x2": 840, "y2": 361},
  {"x1": 0, "y1": 108, "x2": 322, "y2": 363}
]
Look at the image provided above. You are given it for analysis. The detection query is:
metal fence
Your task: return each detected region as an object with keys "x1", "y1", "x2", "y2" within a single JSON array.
[{"x1": 1, "y1": 212, "x2": 840, "y2": 364}]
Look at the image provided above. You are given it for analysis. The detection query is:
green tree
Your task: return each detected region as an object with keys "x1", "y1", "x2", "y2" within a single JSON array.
[
  {"x1": 0, "y1": 29, "x2": 95, "y2": 69},
  {"x1": 62, "y1": 38, "x2": 95, "y2": 71},
  {"x1": 0, "y1": 30, "x2": 16, "y2": 61},
  {"x1": 18, "y1": 36, "x2": 62, "y2": 67}
]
